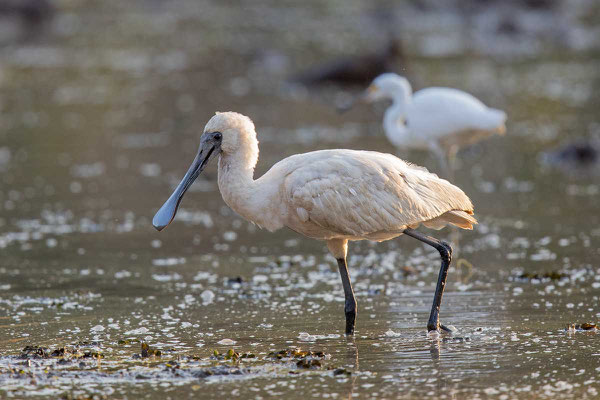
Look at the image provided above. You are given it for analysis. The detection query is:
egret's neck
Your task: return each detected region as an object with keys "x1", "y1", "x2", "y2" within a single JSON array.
[
  {"x1": 383, "y1": 99, "x2": 409, "y2": 147},
  {"x1": 217, "y1": 143, "x2": 282, "y2": 231}
]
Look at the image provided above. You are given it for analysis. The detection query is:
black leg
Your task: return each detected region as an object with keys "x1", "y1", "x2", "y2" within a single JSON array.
[
  {"x1": 403, "y1": 228, "x2": 453, "y2": 332},
  {"x1": 337, "y1": 257, "x2": 357, "y2": 335}
]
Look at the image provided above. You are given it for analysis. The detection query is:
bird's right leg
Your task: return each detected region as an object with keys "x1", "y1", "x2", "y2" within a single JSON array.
[
  {"x1": 327, "y1": 239, "x2": 357, "y2": 335},
  {"x1": 403, "y1": 228, "x2": 453, "y2": 333},
  {"x1": 336, "y1": 257, "x2": 357, "y2": 335}
]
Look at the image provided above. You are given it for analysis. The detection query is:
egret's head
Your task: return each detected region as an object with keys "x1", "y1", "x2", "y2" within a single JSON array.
[
  {"x1": 365, "y1": 73, "x2": 412, "y2": 102},
  {"x1": 152, "y1": 111, "x2": 258, "y2": 231}
]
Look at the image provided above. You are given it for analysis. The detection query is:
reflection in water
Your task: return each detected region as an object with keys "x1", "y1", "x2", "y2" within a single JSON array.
[
  {"x1": 343, "y1": 336, "x2": 359, "y2": 400},
  {"x1": 430, "y1": 334, "x2": 442, "y2": 361}
]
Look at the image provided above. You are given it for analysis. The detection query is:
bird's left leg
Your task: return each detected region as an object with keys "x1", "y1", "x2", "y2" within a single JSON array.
[
  {"x1": 327, "y1": 239, "x2": 357, "y2": 335},
  {"x1": 403, "y1": 228, "x2": 453, "y2": 332}
]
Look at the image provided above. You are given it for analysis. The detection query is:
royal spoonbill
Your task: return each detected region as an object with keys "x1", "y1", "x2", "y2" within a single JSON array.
[
  {"x1": 152, "y1": 112, "x2": 477, "y2": 334},
  {"x1": 362, "y1": 73, "x2": 506, "y2": 171}
]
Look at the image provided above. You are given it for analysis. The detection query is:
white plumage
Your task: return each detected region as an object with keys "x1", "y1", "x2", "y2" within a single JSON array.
[
  {"x1": 365, "y1": 73, "x2": 507, "y2": 168},
  {"x1": 277, "y1": 149, "x2": 476, "y2": 241},
  {"x1": 153, "y1": 112, "x2": 477, "y2": 334}
]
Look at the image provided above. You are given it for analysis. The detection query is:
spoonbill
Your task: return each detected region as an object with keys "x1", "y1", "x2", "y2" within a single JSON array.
[
  {"x1": 152, "y1": 112, "x2": 477, "y2": 335},
  {"x1": 361, "y1": 73, "x2": 506, "y2": 171}
]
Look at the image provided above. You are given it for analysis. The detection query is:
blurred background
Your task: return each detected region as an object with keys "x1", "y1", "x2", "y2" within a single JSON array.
[
  {"x1": 0, "y1": 0, "x2": 598, "y2": 252},
  {"x1": 0, "y1": 0, "x2": 599, "y2": 398}
]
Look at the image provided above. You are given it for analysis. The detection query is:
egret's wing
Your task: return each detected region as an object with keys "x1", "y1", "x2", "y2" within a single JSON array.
[
  {"x1": 283, "y1": 150, "x2": 474, "y2": 236},
  {"x1": 410, "y1": 88, "x2": 506, "y2": 139}
]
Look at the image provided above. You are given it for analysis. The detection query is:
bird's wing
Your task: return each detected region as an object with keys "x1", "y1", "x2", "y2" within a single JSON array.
[
  {"x1": 283, "y1": 150, "x2": 474, "y2": 236},
  {"x1": 410, "y1": 88, "x2": 506, "y2": 139}
]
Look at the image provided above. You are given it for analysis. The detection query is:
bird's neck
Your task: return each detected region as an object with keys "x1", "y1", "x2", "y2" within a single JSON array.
[
  {"x1": 390, "y1": 88, "x2": 411, "y2": 111},
  {"x1": 217, "y1": 147, "x2": 282, "y2": 231},
  {"x1": 384, "y1": 100, "x2": 409, "y2": 147}
]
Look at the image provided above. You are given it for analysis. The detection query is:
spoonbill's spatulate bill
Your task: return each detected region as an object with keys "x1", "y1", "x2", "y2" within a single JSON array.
[
  {"x1": 152, "y1": 147, "x2": 216, "y2": 231},
  {"x1": 153, "y1": 112, "x2": 477, "y2": 334},
  {"x1": 364, "y1": 73, "x2": 507, "y2": 170}
]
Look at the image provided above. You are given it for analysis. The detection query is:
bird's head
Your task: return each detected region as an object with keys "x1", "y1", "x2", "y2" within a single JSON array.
[
  {"x1": 203, "y1": 111, "x2": 257, "y2": 157},
  {"x1": 152, "y1": 111, "x2": 258, "y2": 231},
  {"x1": 365, "y1": 73, "x2": 412, "y2": 102}
]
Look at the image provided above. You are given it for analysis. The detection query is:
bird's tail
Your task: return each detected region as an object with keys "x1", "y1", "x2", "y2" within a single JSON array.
[{"x1": 422, "y1": 210, "x2": 477, "y2": 230}]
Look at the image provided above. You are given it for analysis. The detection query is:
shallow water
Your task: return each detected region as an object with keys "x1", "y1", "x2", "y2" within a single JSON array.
[{"x1": 1, "y1": 0, "x2": 599, "y2": 398}]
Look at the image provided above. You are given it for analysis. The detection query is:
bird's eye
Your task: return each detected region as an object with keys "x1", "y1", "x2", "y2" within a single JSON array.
[{"x1": 213, "y1": 132, "x2": 222, "y2": 141}]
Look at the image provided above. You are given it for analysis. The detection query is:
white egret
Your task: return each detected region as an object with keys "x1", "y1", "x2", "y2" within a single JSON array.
[
  {"x1": 364, "y1": 73, "x2": 506, "y2": 170},
  {"x1": 153, "y1": 112, "x2": 477, "y2": 334}
]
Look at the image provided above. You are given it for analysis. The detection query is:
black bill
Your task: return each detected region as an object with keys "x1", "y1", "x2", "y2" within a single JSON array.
[{"x1": 152, "y1": 134, "x2": 220, "y2": 231}]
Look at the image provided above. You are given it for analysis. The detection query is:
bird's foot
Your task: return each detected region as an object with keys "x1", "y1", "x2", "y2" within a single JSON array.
[
  {"x1": 439, "y1": 324, "x2": 458, "y2": 334},
  {"x1": 345, "y1": 324, "x2": 355, "y2": 335},
  {"x1": 428, "y1": 322, "x2": 457, "y2": 334},
  {"x1": 427, "y1": 320, "x2": 438, "y2": 332}
]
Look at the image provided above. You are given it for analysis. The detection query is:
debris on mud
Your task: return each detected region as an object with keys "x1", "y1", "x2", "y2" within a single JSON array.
[
  {"x1": 265, "y1": 348, "x2": 330, "y2": 370},
  {"x1": 296, "y1": 359, "x2": 322, "y2": 369},
  {"x1": 566, "y1": 323, "x2": 597, "y2": 332},
  {"x1": 206, "y1": 347, "x2": 344, "y2": 374},
  {"x1": 193, "y1": 365, "x2": 249, "y2": 378},
  {"x1": 210, "y1": 347, "x2": 330, "y2": 370},
  {"x1": 211, "y1": 349, "x2": 256, "y2": 361},
  {"x1": 19, "y1": 345, "x2": 103, "y2": 360},
  {"x1": 266, "y1": 348, "x2": 329, "y2": 361},
  {"x1": 138, "y1": 342, "x2": 161, "y2": 358},
  {"x1": 332, "y1": 367, "x2": 352, "y2": 377},
  {"x1": 512, "y1": 271, "x2": 569, "y2": 281},
  {"x1": 117, "y1": 338, "x2": 141, "y2": 345}
]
